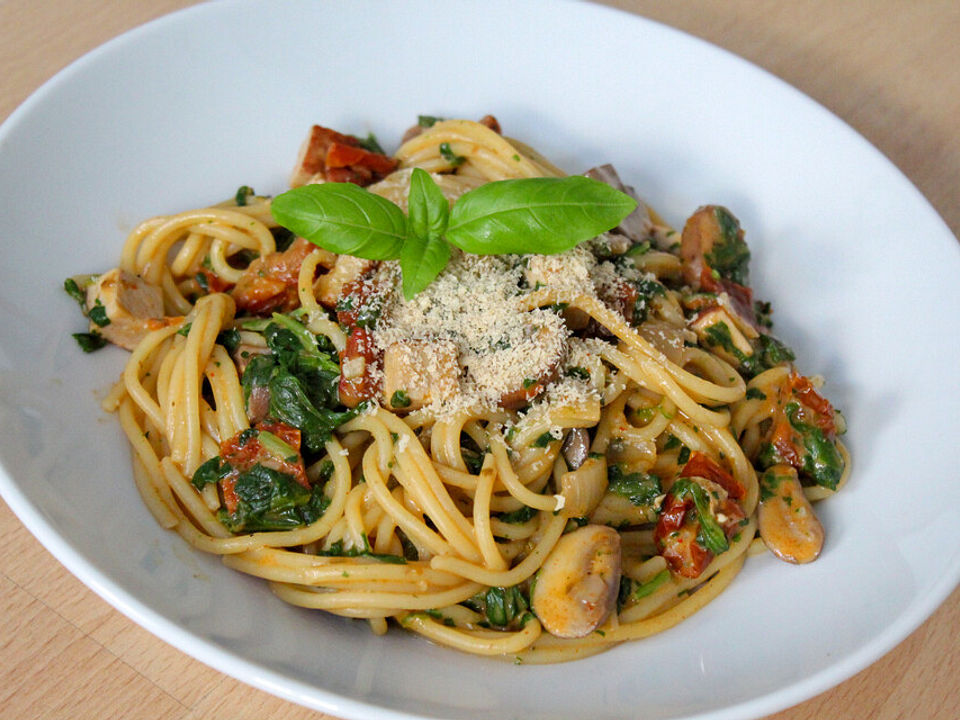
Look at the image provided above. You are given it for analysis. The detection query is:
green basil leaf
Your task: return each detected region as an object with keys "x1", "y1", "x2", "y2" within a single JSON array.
[
  {"x1": 445, "y1": 176, "x2": 637, "y2": 255},
  {"x1": 271, "y1": 183, "x2": 406, "y2": 260},
  {"x1": 407, "y1": 168, "x2": 449, "y2": 241},
  {"x1": 400, "y1": 231, "x2": 451, "y2": 300},
  {"x1": 400, "y1": 168, "x2": 452, "y2": 299}
]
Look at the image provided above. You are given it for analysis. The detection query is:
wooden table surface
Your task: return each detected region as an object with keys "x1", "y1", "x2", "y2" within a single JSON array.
[{"x1": 1, "y1": 1, "x2": 957, "y2": 718}]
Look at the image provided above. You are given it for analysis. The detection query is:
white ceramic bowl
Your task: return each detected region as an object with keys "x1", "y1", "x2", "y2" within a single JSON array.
[{"x1": 1, "y1": 2, "x2": 959, "y2": 719}]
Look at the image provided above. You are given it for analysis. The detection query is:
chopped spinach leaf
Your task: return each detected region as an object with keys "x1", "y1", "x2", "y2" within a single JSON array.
[
  {"x1": 318, "y1": 539, "x2": 407, "y2": 564},
  {"x1": 607, "y1": 464, "x2": 661, "y2": 507},
  {"x1": 356, "y1": 132, "x2": 386, "y2": 155},
  {"x1": 495, "y1": 505, "x2": 538, "y2": 524},
  {"x1": 271, "y1": 226, "x2": 296, "y2": 252},
  {"x1": 216, "y1": 328, "x2": 241, "y2": 353},
  {"x1": 72, "y1": 331, "x2": 108, "y2": 353},
  {"x1": 63, "y1": 277, "x2": 86, "y2": 306},
  {"x1": 88, "y1": 299, "x2": 110, "y2": 327},
  {"x1": 704, "y1": 206, "x2": 750, "y2": 286},
  {"x1": 390, "y1": 389, "x2": 412, "y2": 408},
  {"x1": 531, "y1": 431, "x2": 554, "y2": 448},
  {"x1": 785, "y1": 402, "x2": 844, "y2": 490},
  {"x1": 191, "y1": 456, "x2": 233, "y2": 490},
  {"x1": 439, "y1": 141, "x2": 466, "y2": 167},
  {"x1": 625, "y1": 240, "x2": 651, "y2": 257},
  {"x1": 754, "y1": 299, "x2": 774, "y2": 329},
  {"x1": 240, "y1": 316, "x2": 358, "y2": 454},
  {"x1": 669, "y1": 479, "x2": 728, "y2": 555},
  {"x1": 235, "y1": 185, "x2": 255, "y2": 206},
  {"x1": 632, "y1": 569, "x2": 670, "y2": 599},
  {"x1": 396, "y1": 528, "x2": 420, "y2": 561},
  {"x1": 217, "y1": 463, "x2": 317, "y2": 533},
  {"x1": 662, "y1": 434, "x2": 681, "y2": 451},
  {"x1": 461, "y1": 448, "x2": 486, "y2": 474},
  {"x1": 631, "y1": 276, "x2": 666, "y2": 325},
  {"x1": 740, "y1": 334, "x2": 795, "y2": 378},
  {"x1": 466, "y1": 585, "x2": 529, "y2": 628}
]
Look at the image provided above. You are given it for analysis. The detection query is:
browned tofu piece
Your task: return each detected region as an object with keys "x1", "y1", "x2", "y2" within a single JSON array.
[
  {"x1": 382, "y1": 339, "x2": 460, "y2": 411},
  {"x1": 317, "y1": 255, "x2": 376, "y2": 307},
  {"x1": 85, "y1": 268, "x2": 172, "y2": 350}
]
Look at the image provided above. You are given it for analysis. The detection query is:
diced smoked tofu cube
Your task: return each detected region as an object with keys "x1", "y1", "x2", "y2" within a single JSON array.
[
  {"x1": 317, "y1": 255, "x2": 375, "y2": 307},
  {"x1": 382, "y1": 340, "x2": 460, "y2": 411},
  {"x1": 85, "y1": 268, "x2": 172, "y2": 350}
]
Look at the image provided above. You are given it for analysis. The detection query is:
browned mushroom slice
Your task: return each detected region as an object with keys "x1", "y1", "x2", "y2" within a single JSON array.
[
  {"x1": 582, "y1": 164, "x2": 652, "y2": 243},
  {"x1": 531, "y1": 524, "x2": 621, "y2": 638},
  {"x1": 559, "y1": 454, "x2": 608, "y2": 519},
  {"x1": 561, "y1": 427, "x2": 591, "y2": 470},
  {"x1": 758, "y1": 465, "x2": 825, "y2": 564}
]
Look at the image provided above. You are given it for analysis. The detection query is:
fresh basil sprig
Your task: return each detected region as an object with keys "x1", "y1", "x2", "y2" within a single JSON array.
[
  {"x1": 400, "y1": 168, "x2": 452, "y2": 298},
  {"x1": 271, "y1": 182, "x2": 406, "y2": 259},
  {"x1": 445, "y1": 176, "x2": 637, "y2": 255},
  {"x1": 270, "y1": 168, "x2": 637, "y2": 300}
]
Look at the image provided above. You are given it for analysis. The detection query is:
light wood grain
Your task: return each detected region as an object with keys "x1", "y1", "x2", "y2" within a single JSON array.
[{"x1": 1, "y1": 1, "x2": 957, "y2": 718}]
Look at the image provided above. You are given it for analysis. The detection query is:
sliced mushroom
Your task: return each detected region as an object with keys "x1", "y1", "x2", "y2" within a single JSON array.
[
  {"x1": 637, "y1": 320, "x2": 694, "y2": 365},
  {"x1": 559, "y1": 454, "x2": 608, "y2": 518},
  {"x1": 582, "y1": 164, "x2": 652, "y2": 243},
  {"x1": 532, "y1": 524, "x2": 621, "y2": 638},
  {"x1": 561, "y1": 428, "x2": 591, "y2": 470},
  {"x1": 758, "y1": 465, "x2": 825, "y2": 564}
]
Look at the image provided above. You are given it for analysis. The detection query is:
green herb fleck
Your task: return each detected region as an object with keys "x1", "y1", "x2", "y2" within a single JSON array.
[
  {"x1": 390, "y1": 389, "x2": 412, "y2": 408},
  {"x1": 235, "y1": 185, "x2": 255, "y2": 206},
  {"x1": 72, "y1": 331, "x2": 108, "y2": 353},
  {"x1": 439, "y1": 142, "x2": 466, "y2": 167},
  {"x1": 531, "y1": 431, "x2": 554, "y2": 448},
  {"x1": 88, "y1": 299, "x2": 110, "y2": 327}
]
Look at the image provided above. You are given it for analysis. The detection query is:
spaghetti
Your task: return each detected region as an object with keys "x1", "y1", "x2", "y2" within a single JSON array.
[{"x1": 69, "y1": 116, "x2": 849, "y2": 663}]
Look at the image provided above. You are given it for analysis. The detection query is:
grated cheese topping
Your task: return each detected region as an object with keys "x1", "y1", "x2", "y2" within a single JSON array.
[{"x1": 367, "y1": 246, "x2": 625, "y2": 419}]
